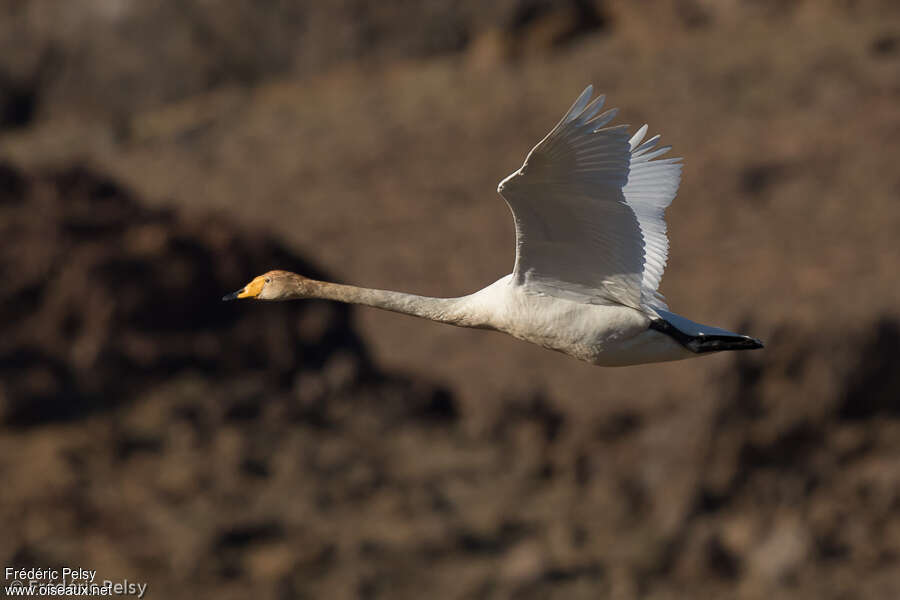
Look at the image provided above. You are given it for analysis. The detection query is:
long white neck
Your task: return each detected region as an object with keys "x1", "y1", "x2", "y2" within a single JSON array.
[{"x1": 300, "y1": 281, "x2": 484, "y2": 328}]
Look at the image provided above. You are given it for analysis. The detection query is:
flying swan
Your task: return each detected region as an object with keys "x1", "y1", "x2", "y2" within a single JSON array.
[{"x1": 224, "y1": 86, "x2": 763, "y2": 366}]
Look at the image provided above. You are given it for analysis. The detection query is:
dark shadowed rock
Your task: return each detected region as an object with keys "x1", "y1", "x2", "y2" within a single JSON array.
[{"x1": 0, "y1": 163, "x2": 452, "y2": 427}]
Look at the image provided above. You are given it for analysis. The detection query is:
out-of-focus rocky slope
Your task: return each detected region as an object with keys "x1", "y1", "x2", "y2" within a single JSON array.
[
  {"x1": 0, "y1": 163, "x2": 450, "y2": 426},
  {"x1": 2, "y1": 0, "x2": 898, "y2": 405},
  {"x1": 0, "y1": 164, "x2": 898, "y2": 600},
  {"x1": 0, "y1": 163, "x2": 898, "y2": 600},
  {"x1": 1, "y1": 1, "x2": 900, "y2": 598}
]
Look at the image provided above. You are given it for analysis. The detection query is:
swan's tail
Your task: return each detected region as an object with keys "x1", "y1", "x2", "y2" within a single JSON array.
[{"x1": 649, "y1": 309, "x2": 763, "y2": 354}]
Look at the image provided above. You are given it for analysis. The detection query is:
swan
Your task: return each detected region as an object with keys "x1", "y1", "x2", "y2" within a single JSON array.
[{"x1": 223, "y1": 86, "x2": 762, "y2": 366}]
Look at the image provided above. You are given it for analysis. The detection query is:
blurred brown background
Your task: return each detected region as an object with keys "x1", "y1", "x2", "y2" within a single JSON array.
[{"x1": 2, "y1": 1, "x2": 899, "y2": 598}]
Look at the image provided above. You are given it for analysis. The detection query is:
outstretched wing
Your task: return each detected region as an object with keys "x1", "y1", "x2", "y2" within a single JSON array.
[{"x1": 497, "y1": 86, "x2": 681, "y2": 312}]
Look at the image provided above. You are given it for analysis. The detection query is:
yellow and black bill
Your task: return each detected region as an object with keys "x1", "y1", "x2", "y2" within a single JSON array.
[{"x1": 221, "y1": 276, "x2": 265, "y2": 301}]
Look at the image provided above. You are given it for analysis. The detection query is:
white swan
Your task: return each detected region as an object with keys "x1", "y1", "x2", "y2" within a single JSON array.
[{"x1": 224, "y1": 86, "x2": 762, "y2": 366}]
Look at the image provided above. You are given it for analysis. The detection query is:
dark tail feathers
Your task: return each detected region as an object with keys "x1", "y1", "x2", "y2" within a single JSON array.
[{"x1": 649, "y1": 309, "x2": 764, "y2": 354}]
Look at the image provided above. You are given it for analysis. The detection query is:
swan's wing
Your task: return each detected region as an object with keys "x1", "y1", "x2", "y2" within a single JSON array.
[{"x1": 497, "y1": 86, "x2": 681, "y2": 312}]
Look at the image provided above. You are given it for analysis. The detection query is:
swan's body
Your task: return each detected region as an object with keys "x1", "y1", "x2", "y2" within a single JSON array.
[{"x1": 224, "y1": 86, "x2": 762, "y2": 366}]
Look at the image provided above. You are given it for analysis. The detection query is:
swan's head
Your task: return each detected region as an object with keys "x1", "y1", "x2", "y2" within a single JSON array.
[{"x1": 222, "y1": 270, "x2": 310, "y2": 301}]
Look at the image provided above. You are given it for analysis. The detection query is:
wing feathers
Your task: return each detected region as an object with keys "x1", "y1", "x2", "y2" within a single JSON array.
[
  {"x1": 632, "y1": 134, "x2": 663, "y2": 156},
  {"x1": 579, "y1": 94, "x2": 607, "y2": 121},
  {"x1": 498, "y1": 87, "x2": 682, "y2": 312},
  {"x1": 629, "y1": 124, "x2": 648, "y2": 150},
  {"x1": 563, "y1": 85, "x2": 595, "y2": 124},
  {"x1": 586, "y1": 107, "x2": 619, "y2": 128},
  {"x1": 632, "y1": 145, "x2": 672, "y2": 162}
]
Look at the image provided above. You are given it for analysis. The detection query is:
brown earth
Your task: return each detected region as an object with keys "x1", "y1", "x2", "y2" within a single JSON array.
[{"x1": 1, "y1": 1, "x2": 899, "y2": 599}]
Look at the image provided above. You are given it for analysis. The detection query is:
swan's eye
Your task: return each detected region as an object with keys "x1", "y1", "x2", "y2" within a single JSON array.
[{"x1": 264, "y1": 277, "x2": 271, "y2": 284}]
